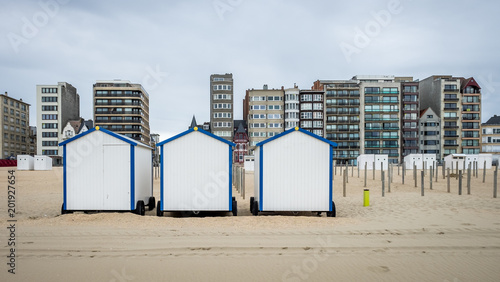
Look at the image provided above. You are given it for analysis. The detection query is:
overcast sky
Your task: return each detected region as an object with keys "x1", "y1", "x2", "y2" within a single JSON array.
[{"x1": 1, "y1": 0, "x2": 499, "y2": 139}]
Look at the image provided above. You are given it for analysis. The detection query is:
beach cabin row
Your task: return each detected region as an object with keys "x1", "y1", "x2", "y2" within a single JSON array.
[
  {"x1": 17, "y1": 155, "x2": 53, "y2": 171},
  {"x1": 357, "y1": 154, "x2": 388, "y2": 170},
  {"x1": 403, "y1": 154, "x2": 436, "y2": 170},
  {"x1": 59, "y1": 126, "x2": 337, "y2": 217},
  {"x1": 444, "y1": 154, "x2": 493, "y2": 170}
]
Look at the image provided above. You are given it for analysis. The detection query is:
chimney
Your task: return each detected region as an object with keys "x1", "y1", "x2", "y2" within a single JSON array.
[
  {"x1": 263, "y1": 84, "x2": 268, "y2": 90},
  {"x1": 4, "y1": 91, "x2": 7, "y2": 96}
]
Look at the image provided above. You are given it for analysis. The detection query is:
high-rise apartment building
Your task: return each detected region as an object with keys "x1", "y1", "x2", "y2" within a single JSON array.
[
  {"x1": 210, "y1": 73, "x2": 234, "y2": 141},
  {"x1": 36, "y1": 82, "x2": 80, "y2": 164},
  {"x1": 245, "y1": 85, "x2": 284, "y2": 154},
  {"x1": 93, "y1": 80, "x2": 150, "y2": 145},
  {"x1": 419, "y1": 76, "x2": 481, "y2": 159},
  {"x1": 284, "y1": 87, "x2": 300, "y2": 130},
  {"x1": 299, "y1": 90, "x2": 325, "y2": 137},
  {"x1": 400, "y1": 81, "x2": 420, "y2": 157},
  {"x1": 419, "y1": 108, "x2": 441, "y2": 154},
  {"x1": 356, "y1": 76, "x2": 402, "y2": 164},
  {"x1": 1, "y1": 92, "x2": 31, "y2": 158},
  {"x1": 313, "y1": 79, "x2": 361, "y2": 165}
]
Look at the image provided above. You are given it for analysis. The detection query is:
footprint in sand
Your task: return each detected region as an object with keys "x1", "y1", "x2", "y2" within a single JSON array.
[{"x1": 461, "y1": 223, "x2": 475, "y2": 226}]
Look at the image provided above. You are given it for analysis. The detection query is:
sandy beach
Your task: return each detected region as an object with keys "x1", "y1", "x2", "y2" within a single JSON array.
[{"x1": 1, "y1": 166, "x2": 500, "y2": 281}]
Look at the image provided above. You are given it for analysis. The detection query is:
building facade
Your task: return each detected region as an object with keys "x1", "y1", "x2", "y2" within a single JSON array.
[
  {"x1": 233, "y1": 122, "x2": 249, "y2": 164},
  {"x1": 481, "y1": 115, "x2": 500, "y2": 155},
  {"x1": 1, "y1": 92, "x2": 31, "y2": 158},
  {"x1": 419, "y1": 108, "x2": 441, "y2": 155},
  {"x1": 210, "y1": 73, "x2": 234, "y2": 141},
  {"x1": 313, "y1": 79, "x2": 361, "y2": 165},
  {"x1": 93, "y1": 80, "x2": 150, "y2": 145},
  {"x1": 36, "y1": 82, "x2": 80, "y2": 164},
  {"x1": 299, "y1": 90, "x2": 325, "y2": 137},
  {"x1": 419, "y1": 75, "x2": 481, "y2": 159},
  {"x1": 401, "y1": 81, "x2": 420, "y2": 158},
  {"x1": 245, "y1": 86, "x2": 284, "y2": 154},
  {"x1": 284, "y1": 87, "x2": 300, "y2": 130}
]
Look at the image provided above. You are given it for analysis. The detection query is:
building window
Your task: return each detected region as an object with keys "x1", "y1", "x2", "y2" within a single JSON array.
[
  {"x1": 251, "y1": 114, "x2": 266, "y2": 119},
  {"x1": 213, "y1": 112, "x2": 232, "y2": 118},
  {"x1": 42, "y1": 114, "x2": 58, "y2": 120},
  {"x1": 42, "y1": 141, "x2": 59, "y2": 146},
  {"x1": 213, "y1": 103, "x2": 232, "y2": 109},
  {"x1": 365, "y1": 87, "x2": 380, "y2": 94},
  {"x1": 42, "y1": 123, "x2": 58, "y2": 129},
  {"x1": 41, "y1": 97, "x2": 58, "y2": 102},
  {"x1": 267, "y1": 114, "x2": 282, "y2": 119},
  {"x1": 41, "y1": 88, "x2": 58, "y2": 93},
  {"x1": 42, "y1": 106, "x2": 58, "y2": 111},
  {"x1": 250, "y1": 105, "x2": 266, "y2": 110},
  {"x1": 213, "y1": 94, "x2": 232, "y2": 100},
  {"x1": 267, "y1": 96, "x2": 282, "y2": 101}
]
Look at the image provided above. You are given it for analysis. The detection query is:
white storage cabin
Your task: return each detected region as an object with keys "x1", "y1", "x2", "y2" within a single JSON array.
[
  {"x1": 252, "y1": 127, "x2": 337, "y2": 217},
  {"x1": 157, "y1": 127, "x2": 236, "y2": 216},
  {"x1": 357, "y1": 154, "x2": 388, "y2": 170},
  {"x1": 34, "y1": 155, "x2": 53, "y2": 171},
  {"x1": 478, "y1": 154, "x2": 493, "y2": 169},
  {"x1": 244, "y1": 155, "x2": 254, "y2": 171},
  {"x1": 404, "y1": 154, "x2": 436, "y2": 169},
  {"x1": 445, "y1": 154, "x2": 493, "y2": 170},
  {"x1": 59, "y1": 127, "x2": 154, "y2": 215},
  {"x1": 17, "y1": 155, "x2": 34, "y2": 170}
]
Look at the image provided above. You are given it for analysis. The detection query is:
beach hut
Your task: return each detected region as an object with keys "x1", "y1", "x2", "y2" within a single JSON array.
[
  {"x1": 17, "y1": 155, "x2": 34, "y2": 170},
  {"x1": 404, "y1": 154, "x2": 436, "y2": 169},
  {"x1": 251, "y1": 127, "x2": 337, "y2": 217},
  {"x1": 478, "y1": 154, "x2": 493, "y2": 169},
  {"x1": 59, "y1": 126, "x2": 154, "y2": 216},
  {"x1": 157, "y1": 127, "x2": 236, "y2": 216},
  {"x1": 244, "y1": 155, "x2": 254, "y2": 171},
  {"x1": 34, "y1": 155, "x2": 53, "y2": 170},
  {"x1": 444, "y1": 154, "x2": 467, "y2": 170},
  {"x1": 357, "y1": 154, "x2": 388, "y2": 170}
]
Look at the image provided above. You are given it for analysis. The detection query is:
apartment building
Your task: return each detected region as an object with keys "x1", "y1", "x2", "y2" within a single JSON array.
[
  {"x1": 299, "y1": 90, "x2": 325, "y2": 137},
  {"x1": 400, "y1": 81, "x2": 420, "y2": 157},
  {"x1": 36, "y1": 82, "x2": 80, "y2": 164},
  {"x1": 284, "y1": 87, "x2": 300, "y2": 130},
  {"x1": 356, "y1": 76, "x2": 402, "y2": 164},
  {"x1": 313, "y1": 79, "x2": 360, "y2": 165},
  {"x1": 210, "y1": 73, "x2": 234, "y2": 141},
  {"x1": 93, "y1": 80, "x2": 150, "y2": 145},
  {"x1": 419, "y1": 108, "x2": 441, "y2": 154},
  {"x1": 245, "y1": 85, "x2": 284, "y2": 154},
  {"x1": 1, "y1": 92, "x2": 31, "y2": 158},
  {"x1": 481, "y1": 115, "x2": 500, "y2": 155},
  {"x1": 419, "y1": 76, "x2": 481, "y2": 159}
]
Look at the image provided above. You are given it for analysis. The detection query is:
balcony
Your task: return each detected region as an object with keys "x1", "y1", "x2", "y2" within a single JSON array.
[
  {"x1": 444, "y1": 107, "x2": 459, "y2": 111},
  {"x1": 444, "y1": 98, "x2": 459, "y2": 102},
  {"x1": 444, "y1": 143, "x2": 459, "y2": 147},
  {"x1": 444, "y1": 88, "x2": 458, "y2": 92},
  {"x1": 444, "y1": 135, "x2": 459, "y2": 138},
  {"x1": 444, "y1": 125, "x2": 459, "y2": 129},
  {"x1": 443, "y1": 116, "x2": 459, "y2": 120},
  {"x1": 95, "y1": 101, "x2": 141, "y2": 106},
  {"x1": 95, "y1": 92, "x2": 142, "y2": 98},
  {"x1": 95, "y1": 120, "x2": 142, "y2": 124},
  {"x1": 95, "y1": 111, "x2": 142, "y2": 115}
]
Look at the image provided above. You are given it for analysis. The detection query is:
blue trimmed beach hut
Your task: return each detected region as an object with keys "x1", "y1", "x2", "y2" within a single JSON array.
[
  {"x1": 156, "y1": 127, "x2": 236, "y2": 216},
  {"x1": 59, "y1": 126, "x2": 154, "y2": 216},
  {"x1": 251, "y1": 127, "x2": 337, "y2": 217}
]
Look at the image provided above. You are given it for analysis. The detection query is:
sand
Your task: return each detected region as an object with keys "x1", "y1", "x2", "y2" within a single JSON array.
[{"x1": 1, "y1": 166, "x2": 500, "y2": 281}]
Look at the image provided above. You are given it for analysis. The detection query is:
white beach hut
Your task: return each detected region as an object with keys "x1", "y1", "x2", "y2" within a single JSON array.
[
  {"x1": 59, "y1": 126, "x2": 154, "y2": 215},
  {"x1": 244, "y1": 155, "x2": 255, "y2": 171},
  {"x1": 157, "y1": 127, "x2": 236, "y2": 216},
  {"x1": 17, "y1": 155, "x2": 34, "y2": 170},
  {"x1": 444, "y1": 154, "x2": 467, "y2": 170},
  {"x1": 478, "y1": 154, "x2": 493, "y2": 169},
  {"x1": 404, "y1": 154, "x2": 436, "y2": 169},
  {"x1": 34, "y1": 155, "x2": 53, "y2": 170},
  {"x1": 252, "y1": 127, "x2": 337, "y2": 217},
  {"x1": 357, "y1": 154, "x2": 389, "y2": 170}
]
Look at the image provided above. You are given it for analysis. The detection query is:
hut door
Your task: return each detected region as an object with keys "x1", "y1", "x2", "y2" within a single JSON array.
[{"x1": 102, "y1": 144, "x2": 131, "y2": 210}]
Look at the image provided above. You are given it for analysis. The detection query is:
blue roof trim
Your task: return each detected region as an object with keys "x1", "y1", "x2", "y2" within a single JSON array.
[
  {"x1": 157, "y1": 128, "x2": 236, "y2": 147},
  {"x1": 59, "y1": 127, "x2": 151, "y2": 148},
  {"x1": 59, "y1": 127, "x2": 96, "y2": 146},
  {"x1": 256, "y1": 128, "x2": 337, "y2": 147}
]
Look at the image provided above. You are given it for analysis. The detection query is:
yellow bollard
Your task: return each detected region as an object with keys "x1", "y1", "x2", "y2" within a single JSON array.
[{"x1": 363, "y1": 189, "x2": 370, "y2": 207}]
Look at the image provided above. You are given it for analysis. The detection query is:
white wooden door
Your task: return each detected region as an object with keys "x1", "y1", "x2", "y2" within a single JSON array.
[{"x1": 102, "y1": 144, "x2": 131, "y2": 210}]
